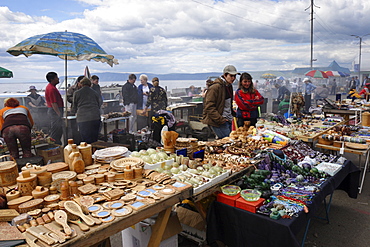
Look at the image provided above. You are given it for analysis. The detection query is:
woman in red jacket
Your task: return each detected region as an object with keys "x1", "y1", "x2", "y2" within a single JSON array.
[
  {"x1": 235, "y1": 72, "x2": 264, "y2": 127},
  {"x1": 0, "y1": 98, "x2": 34, "y2": 159}
]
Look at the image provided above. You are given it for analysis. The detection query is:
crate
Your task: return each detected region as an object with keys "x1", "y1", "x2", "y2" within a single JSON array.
[
  {"x1": 216, "y1": 192, "x2": 240, "y2": 207},
  {"x1": 235, "y1": 197, "x2": 265, "y2": 213},
  {"x1": 113, "y1": 133, "x2": 135, "y2": 151},
  {"x1": 36, "y1": 144, "x2": 63, "y2": 164}
]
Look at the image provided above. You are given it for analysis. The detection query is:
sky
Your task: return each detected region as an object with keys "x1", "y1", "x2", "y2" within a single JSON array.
[{"x1": 1, "y1": 0, "x2": 370, "y2": 82}]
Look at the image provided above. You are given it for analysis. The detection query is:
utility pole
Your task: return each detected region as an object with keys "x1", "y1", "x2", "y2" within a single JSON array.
[
  {"x1": 310, "y1": 0, "x2": 314, "y2": 69},
  {"x1": 351, "y1": 34, "x2": 370, "y2": 82}
]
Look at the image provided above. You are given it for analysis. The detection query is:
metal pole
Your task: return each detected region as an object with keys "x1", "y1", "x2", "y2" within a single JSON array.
[
  {"x1": 310, "y1": 0, "x2": 314, "y2": 69},
  {"x1": 359, "y1": 37, "x2": 362, "y2": 81}
]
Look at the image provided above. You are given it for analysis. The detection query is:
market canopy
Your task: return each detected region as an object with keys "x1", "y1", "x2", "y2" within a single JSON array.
[{"x1": 0, "y1": 66, "x2": 13, "y2": 78}]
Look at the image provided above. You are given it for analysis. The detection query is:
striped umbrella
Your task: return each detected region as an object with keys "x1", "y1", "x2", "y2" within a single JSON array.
[
  {"x1": 304, "y1": 70, "x2": 328, "y2": 78},
  {"x1": 325, "y1": 71, "x2": 341, "y2": 77}
]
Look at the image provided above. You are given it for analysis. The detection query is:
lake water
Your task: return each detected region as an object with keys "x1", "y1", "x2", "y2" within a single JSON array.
[{"x1": 0, "y1": 79, "x2": 208, "y2": 94}]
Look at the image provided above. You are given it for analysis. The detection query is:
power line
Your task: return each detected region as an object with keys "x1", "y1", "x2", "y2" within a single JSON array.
[{"x1": 190, "y1": 0, "x2": 308, "y2": 34}]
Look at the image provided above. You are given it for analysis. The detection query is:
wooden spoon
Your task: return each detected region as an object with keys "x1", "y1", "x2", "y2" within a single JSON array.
[
  {"x1": 64, "y1": 201, "x2": 95, "y2": 226},
  {"x1": 54, "y1": 210, "x2": 72, "y2": 236}
]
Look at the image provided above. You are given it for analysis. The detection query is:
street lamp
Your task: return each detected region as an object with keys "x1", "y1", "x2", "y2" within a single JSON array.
[{"x1": 351, "y1": 33, "x2": 370, "y2": 81}]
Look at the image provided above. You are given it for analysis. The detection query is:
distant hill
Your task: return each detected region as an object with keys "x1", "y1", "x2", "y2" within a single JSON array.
[{"x1": 88, "y1": 70, "x2": 295, "y2": 82}]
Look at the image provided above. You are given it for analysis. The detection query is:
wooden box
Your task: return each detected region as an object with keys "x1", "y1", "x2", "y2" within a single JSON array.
[
  {"x1": 0, "y1": 209, "x2": 19, "y2": 222},
  {"x1": 235, "y1": 197, "x2": 265, "y2": 213},
  {"x1": 217, "y1": 192, "x2": 240, "y2": 207},
  {"x1": 36, "y1": 144, "x2": 63, "y2": 164}
]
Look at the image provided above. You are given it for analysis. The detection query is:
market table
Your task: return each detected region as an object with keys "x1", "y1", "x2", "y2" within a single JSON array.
[
  {"x1": 102, "y1": 116, "x2": 130, "y2": 141},
  {"x1": 316, "y1": 143, "x2": 370, "y2": 193},
  {"x1": 206, "y1": 160, "x2": 360, "y2": 247},
  {"x1": 53, "y1": 186, "x2": 192, "y2": 247},
  {"x1": 322, "y1": 108, "x2": 362, "y2": 124}
]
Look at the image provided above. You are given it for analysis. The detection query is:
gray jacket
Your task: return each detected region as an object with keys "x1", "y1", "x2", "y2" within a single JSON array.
[{"x1": 72, "y1": 86, "x2": 102, "y2": 123}]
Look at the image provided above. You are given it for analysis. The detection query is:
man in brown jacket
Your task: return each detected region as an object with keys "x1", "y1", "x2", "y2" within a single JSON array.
[{"x1": 202, "y1": 65, "x2": 239, "y2": 139}]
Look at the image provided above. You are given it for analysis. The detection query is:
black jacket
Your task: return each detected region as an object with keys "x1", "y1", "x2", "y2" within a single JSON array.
[{"x1": 121, "y1": 81, "x2": 138, "y2": 105}]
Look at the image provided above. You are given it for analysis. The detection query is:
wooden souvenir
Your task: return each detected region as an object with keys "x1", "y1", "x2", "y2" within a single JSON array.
[
  {"x1": 47, "y1": 211, "x2": 54, "y2": 221},
  {"x1": 36, "y1": 216, "x2": 45, "y2": 225},
  {"x1": 50, "y1": 178, "x2": 66, "y2": 193},
  {"x1": 18, "y1": 198, "x2": 44, "y2": 214},
  {"x1": 46, "y1": 203, "x2": 59, "y2": 211},
  {"x1": 85, "y1": 164, "x2": 101, "y2": 170},
  {"x1": 68, "y1": 218, "x2": 90, "y2": 232},
  {"x1": 141, "y1": 198, "x2": 156, "y2": 204},
  {"x1": 134, "y1": 166, "x2": 143, "y2": 179},
  {"x1": 137, "y1": 190, "x2": 152, "y2": 198},
  {"x1": 6, "y1": 190, "x2": 20, "y2": 201},
  {"x1": 44, "y1": 221, "x2": 74, "y2": 243},
  {"x1": 49, "y1": 186, "x2": 58, "y2": 194},
  {"x1": 111, "y1": 206, "x2": 132, "y2": 217},
  {"x1": 114, "y1": 172, "x2": 125, "y2": 180},
  {"x1": 100, "y1": 215, "x2": 115, "y2": 223},
  {"x1": 160, "y1": 187, "x2": 176, "y2": 195},
  {"x1": 94, "y1": 173, "x2": 105, "y2": 184},
  {"x1": 109, "y1": 201, "x2": 124, "y2": 209},
  {"x1": 128, "y1": 201, "x2": 147, "y2": 211},
  {"x1": 103, "y1": 188, "x2": 125, "y2": 200},
  {"x1": 92, "y1": 194, "x2": 107, "y2": 203},
  {"x1": 83, "y1": 176, "x2": 95, "y2": 184},
  {"x1": 52, "y1": 171, "x2": 77, "y2": 182},
  {"x1": 78, "y1": 183, "x2": 98, "y2": 195},
  {"x1": 54, "y1": 210, "x2": 72, "y2": 235},
  {"x1": 43, "y1": 194, "x2": 60, "y2": 206},
  {"x1": 79, "y1": 195, "x2": 95, "y2": 208},
  {"x1": 25, "y1": 165, "x2": 47, "y2": 175},
  {"x1": 44, "y1": 162, "x2": 69, "y2": 173},
  {"x1": 94, "y1": 210, "x2": 110, "y2": 218},
  {"x1": 7, "y1": 196, "x2": 33, "y2": 211},
  {"x1": 88, "y1": 204, "x2": 102, "y2": 213},
  {"x1": 98, "y1": 187, "x2": 112, "y2": 193},
  {"x1": 60, "y1": 181, "x2": 70, "y2": 201},
  {"x1": 37, "y1": 171, "x2": 52, "y2": 186},
  {"x1": 120, "y1": 194, "x2": 136, "y2": 202},
  {"x1": 31, "y1": 186, "x2": 49, "y2": 199},
  {"x1": 76, "y1": 173, "x2": 88, "y2": 180},
  {"x1": 64, "y1": 201, "x2": 95, "y2": 226},
  {"x1": 102, "y1": 201, "x2": 112, "y2": 209},
  {"x1": 0, "y1": 209, "x2": 19, "y2": 222},
  {"x1": 42, "y1": 214, "x2": 52, "y2": 223},
  {"x1": 26, "y1": 226, "x2": 56, "y2": 245},
  {"x1": 41, "y1": 207, "x2": 50, "y2": 213},
  {"x1": 69, "y1": 181, "x2": 79, "y2": 196},
  {"x1": 0, "y1": 155, "x2": 18, "y2": 186},
  {"x1": 27, "y1": 209, "x2": 42, "y2": 218},
  {"x1": 17, "y1": 170, "x2": 38, "y2": 196}
]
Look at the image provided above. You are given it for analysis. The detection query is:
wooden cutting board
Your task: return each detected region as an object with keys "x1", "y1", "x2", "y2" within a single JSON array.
[{"x1": 0, "y1": 222, "x2": 25, "y2": 241}]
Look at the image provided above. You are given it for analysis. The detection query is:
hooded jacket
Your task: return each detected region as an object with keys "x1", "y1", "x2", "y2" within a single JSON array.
[{"x1": 202, "y1": 77, "x2": 234, "y2": 127}]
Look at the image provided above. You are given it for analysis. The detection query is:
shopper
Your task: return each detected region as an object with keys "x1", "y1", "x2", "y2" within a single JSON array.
[
  {"x1": 121, "y1": 74, "x2": 138, "y2": 132},
  {"x1": 143, "y1": 77, "x2": 168, "y2": 115},
  {"x1": 45, "y1": 72, "x2": 64, "y2": 145},
  {"x1": 137, "y1": 74, "x2": 153, "y2": 110},
  {"x1": 0, "y1": 98, "x2": 34, "y2": 159},
  {"x1": 202, "y1": 65, "x2": 239, "y2": 139},
  {"x1": 235, "y1": 72, "x2": 264, "y2": 127},
  {"x1": 303, "y1": 78, "x2": 316, "y2": 112},
  {"x1": 72, "y1": 77, "x2": 102, "y2": 143}
]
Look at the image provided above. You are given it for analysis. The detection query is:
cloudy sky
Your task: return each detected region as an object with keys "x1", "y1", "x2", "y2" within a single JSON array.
[{"x1": 1, "y1": 0, "x2": 370, "y2": 82}]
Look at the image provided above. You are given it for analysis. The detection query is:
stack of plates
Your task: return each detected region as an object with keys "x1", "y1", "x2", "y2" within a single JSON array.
[
  {"x1": 93, "y1": 146, "x2": 129, "y2": 163},
  {"x1": 110, "y1": 157, "x2": 144, "y2": 172}
]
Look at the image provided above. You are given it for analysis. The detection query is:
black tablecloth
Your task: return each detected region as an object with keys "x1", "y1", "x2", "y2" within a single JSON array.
[{"x1": 206, "y1": 160, "x2": 360, "y2": 247}]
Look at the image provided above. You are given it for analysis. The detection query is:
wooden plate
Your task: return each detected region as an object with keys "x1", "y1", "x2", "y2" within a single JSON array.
[
  {"x1": 345, "y1": 142, "x2": 369, "y2": 150},
  {"x1": 52, "y1": 171, "x2": 77, "y2": 181},
  {"x1": 44, "y1": 162, "x2": 69, "y2": 173}
]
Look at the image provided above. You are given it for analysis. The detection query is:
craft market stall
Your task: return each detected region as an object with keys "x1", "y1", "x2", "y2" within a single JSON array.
[{"x1": 0, "y1": 112, "x2": 364, "y2": 247}]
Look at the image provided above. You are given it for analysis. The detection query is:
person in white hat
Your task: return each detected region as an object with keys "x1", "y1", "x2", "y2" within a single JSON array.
[
  {"x1": 26, "y1": 85, "x2": 46, "y2": 109},
  {"x1": 303, "y1": 78, "x2": 316, "y2": 112},
  {"x1": 202, "y1": 65, "x2": 240, "y2": 139}
]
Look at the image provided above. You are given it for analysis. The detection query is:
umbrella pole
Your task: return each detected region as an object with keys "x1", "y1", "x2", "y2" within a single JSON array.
[{"x1": 64, "y1": 55, "x2": 68, "y2": 146}]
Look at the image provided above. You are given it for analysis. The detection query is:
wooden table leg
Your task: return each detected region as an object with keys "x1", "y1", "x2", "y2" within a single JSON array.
[
  {"x1": 104, "y1": 122, "x2": 108, "y2": 141},
  {"x1": 148, "y1": 207, "x2": 171, "y2": 247}
]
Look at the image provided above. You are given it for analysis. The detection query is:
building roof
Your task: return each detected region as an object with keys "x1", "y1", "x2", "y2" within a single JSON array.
[{"x1": 292, "y1": 60, "x2": 351, "y2": 74}]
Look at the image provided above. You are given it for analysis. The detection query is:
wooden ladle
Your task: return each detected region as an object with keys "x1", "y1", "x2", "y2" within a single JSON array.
[
  {"x1": 64, "y1": 201, "x2": 95, "y2": 227},
  {"x1": 54, "y1": 210, "x2": 72, "y2": 236}
]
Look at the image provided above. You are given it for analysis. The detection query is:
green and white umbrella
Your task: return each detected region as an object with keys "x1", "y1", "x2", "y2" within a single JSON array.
[{"x1": 0, "y1": 66, "x2": 13, "y2": 78}]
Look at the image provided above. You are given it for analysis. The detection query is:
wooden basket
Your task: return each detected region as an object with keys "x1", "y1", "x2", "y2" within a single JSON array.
[{"x1": 0, "y1": 155, "x2": 18, "y2": 186}]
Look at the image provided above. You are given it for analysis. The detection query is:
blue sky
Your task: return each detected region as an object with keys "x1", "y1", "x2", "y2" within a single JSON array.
[{"x1": 1, "y1": 0, "x2": 370, "y2": 82}]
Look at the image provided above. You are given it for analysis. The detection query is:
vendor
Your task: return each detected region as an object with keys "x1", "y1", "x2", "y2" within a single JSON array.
[
  {"x1": 275, "y1": 83, "x2": 291, "y2": 102},
  {"x1": 359, "y1": 83, "x2": 370, "y2": 100},
  {"x1": 277, "y1": 95, "x2": 290, "y2": 116},
  {"x1": 0, "y1": 98, "x2": 34, "y2": 159}
]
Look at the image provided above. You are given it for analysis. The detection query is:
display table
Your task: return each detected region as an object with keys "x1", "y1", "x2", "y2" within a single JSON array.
[
  {"x1": 316, "y1": 143, "x2": 370, "y2": 193},
  {"x1": 102, "y1": 116, "x2": 130, "y2": 141},
  {"x1": 206, "y1": 160, "x2": 360, "y2": 247},
  {"x1": 55, "y1": 186, "x2": 192, "y2": 247},
  {"x1": 322, "y1": 108, "x2": 362, "y2": 123}
]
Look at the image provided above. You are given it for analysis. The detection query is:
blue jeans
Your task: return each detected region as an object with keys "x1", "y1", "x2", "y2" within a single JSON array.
[{"x1": 211, "y1": 122, "x2": 231, "y2": 139}]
